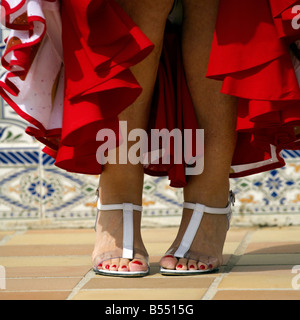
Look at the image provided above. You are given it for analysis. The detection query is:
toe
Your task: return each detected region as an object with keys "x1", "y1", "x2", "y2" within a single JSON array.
[
  {"x1": 96, "y1": 262, "x2": 103, "y2": 270},
  {"x1": 103, "y1": 260, "x2": 111, "y2": 271},
  {"x1": 187, "y1": 259, "x2": 198, "y2": 270},
  {"x1": 129, "y1": 259, "x2": 148, "y2": 272},
  {"x1": 92, "y1": 255, "x2": 104, "y2": 270},
  {"x1": 207, "y1": 257, "x2": 220, "y2": 271},
  {"x1": 176, "y1": 258, "x2": 188, "y2": 271},
  {"x1": 198, "y1": 256, "x2": 219, "y2": 271},
  {"x1": 118, "y1": 258, "x2": 130, "y2": 272},
  {"x1": 160, "y1": 254, "x2": 178, "y2": 270},
  {"x1": 109, "y1": 258, "x2": 120, "y2": 271},
  {"x1": 197, "y1": 262, "x2": 209, "y2": 271}
]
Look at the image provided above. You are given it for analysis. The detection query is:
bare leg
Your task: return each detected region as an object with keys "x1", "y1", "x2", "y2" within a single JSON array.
[
  {"x1": 92, "y1": 0, "x2": 174, "y2": 273},
  {"x1": 160, "y1": 0, "x2": 238, "y2": 271}
]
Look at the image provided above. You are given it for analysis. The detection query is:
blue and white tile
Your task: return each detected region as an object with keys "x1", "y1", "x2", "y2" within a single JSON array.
[
  {"x1": 0, "y1": 167, "x2": 41, "y2": 220},
  {"x1": 230, "y1": 150, "x2": 300, "y2": 226},
  {"x1": 142, "y1": 176, "x2": 183, "y2": 217},
  {"x1": 40, "y1": 165, "x2": 99, "y2": 220}
]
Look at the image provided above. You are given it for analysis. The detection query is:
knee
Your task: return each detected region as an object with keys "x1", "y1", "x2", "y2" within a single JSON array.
[
  {"x1": 152, "y1": 0, "x2": 175, "y2": 19},
  {"x1": 141, "y1": 0, "x2": 175, "y2": 34}
]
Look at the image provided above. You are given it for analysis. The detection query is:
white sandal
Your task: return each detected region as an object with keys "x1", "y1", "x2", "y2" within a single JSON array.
[
  {"x1": 93, "y1": 194, "x2": 150, "y2": 277},
  {"x1": 160, "y1": 191, "x2": 235, "y2": 275}
]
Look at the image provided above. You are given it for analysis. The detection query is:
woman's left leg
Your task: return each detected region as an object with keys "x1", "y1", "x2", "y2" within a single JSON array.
[{"x1": 160, "y1": 0, "x2": 238, "y2": 271}]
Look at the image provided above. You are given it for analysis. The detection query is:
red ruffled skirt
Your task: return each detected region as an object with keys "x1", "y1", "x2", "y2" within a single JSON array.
[
  {"x1": 1, "y1": 0, "x2": 300, "y2": 187},
  {"x1": 208, "y1": 0, "x2": 300, "y2": 178}
]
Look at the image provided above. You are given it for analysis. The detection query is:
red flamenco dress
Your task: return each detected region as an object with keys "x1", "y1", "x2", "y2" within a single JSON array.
[{"x1": 1, "y1": 0, "x2": 300, "y2": 188}]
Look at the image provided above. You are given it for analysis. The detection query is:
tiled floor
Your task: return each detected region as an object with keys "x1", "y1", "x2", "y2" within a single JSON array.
[{"x1": 0, "y1": 226, "x2": 300, "y2": 300}]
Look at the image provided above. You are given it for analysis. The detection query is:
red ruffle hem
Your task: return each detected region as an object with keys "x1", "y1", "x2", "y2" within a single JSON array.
[{"x1": 1, "y1": 0, "x2": 300, "y2": 188}]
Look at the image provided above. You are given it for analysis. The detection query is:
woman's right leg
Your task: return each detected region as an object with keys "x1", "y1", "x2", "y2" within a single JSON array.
[
  {"x1": 160, "y1": 0, "x2": 237, "y2": 272},
  {"x1": 92, "y1": 0, "x2": 174, "y2": 274}
]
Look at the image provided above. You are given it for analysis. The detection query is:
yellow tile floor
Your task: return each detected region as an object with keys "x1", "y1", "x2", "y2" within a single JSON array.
[{"x1": 0, "y1": 226, "x2": 300, "y2": 300}]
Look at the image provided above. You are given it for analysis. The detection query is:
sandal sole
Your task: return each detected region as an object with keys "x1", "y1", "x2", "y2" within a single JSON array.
[
  {"x1": 93, "y1": 267, "x2": 150, "y2": 278},
  {"x1": 160, "y1": 267, "x2": 219, "y2": 276}
]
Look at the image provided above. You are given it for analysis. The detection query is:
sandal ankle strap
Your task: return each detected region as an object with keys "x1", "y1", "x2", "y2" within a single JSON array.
[
  {"x1": 183, "y1": 202, "x2": 232, "y2": 214},
  {"x1": 183, "y1": 191, "x2": 235, "y2": 214},
  {"x1": 95, "y1": 188, "x2": 143, "y2": 212},
  {"x1": 98, "y1": 202, "x2": 143, "y2": 212}
]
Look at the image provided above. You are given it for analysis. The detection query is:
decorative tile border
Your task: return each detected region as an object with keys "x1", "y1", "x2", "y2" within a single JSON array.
[
  {"x1": 42, "y1": 168, "x2": 98, "y2": 220},
  {"x1": 231, "y1": 159, "x2": 300, "y2": 216},
  {"x1": 0, "y1": 167, "x2": 40, "y2": 220},
  {"x1": 0, "y1": 145, "x2": 300, "y2": 228}
]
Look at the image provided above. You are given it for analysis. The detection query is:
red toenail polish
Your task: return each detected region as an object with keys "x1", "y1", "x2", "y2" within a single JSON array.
[
  {"x1": 189, "y1": 265, "x2": 195, "y2": 269},
  {"x1": 177, "y1": 264, "x2": 183, "y2": 269},
  {"x1": 111, "y1": 265, "x2": 117, "y2": 268},
  {"x1": 105, "y1": 265, "x2": 110, "y2": 270},
  {"x1": 200, "y1": 265, "x2": 206, "y2": 270},
  {"x1": 132, "y1": 261, "x2": 143, "y2": 265},
  {"x1": 208, "y1": 264, "x2": 213, "y2": 269},
  {"x1": 121, "y1": 265, "x2": 127, "y2": 269},
  {"x1": 98, "y1": 263, "x2": 102, "y2": 268},
  {"x1": 164, "y1": 255, "x2": 174, "y2": 258}
]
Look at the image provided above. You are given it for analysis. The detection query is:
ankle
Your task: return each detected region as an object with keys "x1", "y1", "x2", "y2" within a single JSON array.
[
  {"x1": 184, "y1": 187, "x2": 230, "y2": 208},
  {"x1": 98, "y1": 191, "x2": 143, "y2": 207},
  {"x1": 184, "y1": 179, "x2": 230, "y2": 208}
]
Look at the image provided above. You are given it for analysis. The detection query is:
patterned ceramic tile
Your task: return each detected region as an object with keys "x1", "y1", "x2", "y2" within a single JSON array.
[
  {"x1": 41, "y1": 167, "x2": 99, "y2": 220},
  {"x1": 231, "y1": 156, "x2": 300, "y2": 215},
  {"x1": 142, "y1": 176, "x2": 183, "y2": 217},
  {"x1": 0, "y1": 166, "x2": 40, "y2": 219}
]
